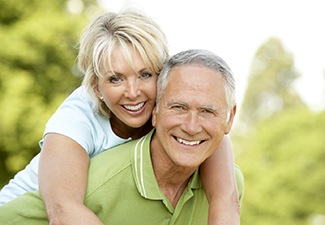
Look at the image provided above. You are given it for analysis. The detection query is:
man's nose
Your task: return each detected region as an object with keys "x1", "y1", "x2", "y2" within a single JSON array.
[{"x1": 181, "y1": 112, "x2": 202, "y2": 135}]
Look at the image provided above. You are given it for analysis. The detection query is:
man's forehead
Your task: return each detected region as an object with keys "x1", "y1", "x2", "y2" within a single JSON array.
[
  {"x1": 166, "y1": 67, "x2": 224, "y2": 93},
  {"x1": 161, "y1": 66, "x2": 227, "y2": 109},
  {"x1": 168, "y1": 65, "x2": 222, "y2": 83}
]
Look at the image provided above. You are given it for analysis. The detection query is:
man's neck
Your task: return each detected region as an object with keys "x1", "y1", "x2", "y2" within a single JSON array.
[
  {"x1": 150, "y1": 135, "x2": 197, "y2": 207},
  {"x1": 155, "y1": 170, "x2": 192, "y2": 207}
]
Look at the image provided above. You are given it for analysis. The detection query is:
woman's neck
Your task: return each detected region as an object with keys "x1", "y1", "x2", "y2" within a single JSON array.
[{"x1": 110, "y1": 117, "x2": 153, "y2": 140}]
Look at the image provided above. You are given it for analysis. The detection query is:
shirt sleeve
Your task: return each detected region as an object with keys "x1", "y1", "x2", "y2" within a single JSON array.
[
  {"x1": 235, "y1": 165, "x2": 245, "y2": 206},
  {"x1": 0, "y1": 190, "x2": 48, "y2": 225},
  {"x1": 39, "y1": 87, "x2": 98, "y2": 156}
]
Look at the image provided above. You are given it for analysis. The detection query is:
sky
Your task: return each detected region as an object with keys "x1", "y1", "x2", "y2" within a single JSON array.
[{"x1": 98, "y1": 0, "x2": 325, "y2": 112}]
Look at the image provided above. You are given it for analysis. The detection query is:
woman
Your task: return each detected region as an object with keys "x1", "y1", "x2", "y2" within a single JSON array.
[{"x1": 0, "y1": 8, "x2": 239, "y2": 225}]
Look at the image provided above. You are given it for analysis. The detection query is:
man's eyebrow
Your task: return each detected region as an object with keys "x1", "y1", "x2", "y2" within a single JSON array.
[
  {"x1": 198, "y1": 105, "x2": 219, "y2": 115},
  {"x1": 200, "y1": 105, "x2": 218, "y2": 111},
  {"x1": 167, "y1": 99, "x2": 188, "y2": 107},
  {"x1": 167, "y1": 99, "x2": 218, "y2": 112}
]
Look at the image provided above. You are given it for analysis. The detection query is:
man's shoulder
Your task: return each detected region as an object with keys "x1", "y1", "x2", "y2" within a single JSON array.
[
  {"x1": 85, "y1": 139, "x2": 142, "y2": 196},
  {"x1": 86, "y1": 132, "x2": 152, "y2": 192},
  {"x1": 91, "y1": 131, "x2": 153, "y2": 166},
  {"x1": 89, "y1": 139, "x2": 136, "y2": 170}
]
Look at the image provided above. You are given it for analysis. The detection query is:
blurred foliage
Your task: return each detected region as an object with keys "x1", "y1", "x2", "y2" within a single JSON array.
[
  {"x1": 233, "y1": 38, "x2": 325, "y2": 224},
  {"x1": 0, "y1": 0, "x2": 99, "y2": 187},
  {"x1": 238, "y1": 37, "x2": 306, "y2": 131},
  {"x1": 235, "y1": 108, "x2": 325, "y2": 225},
  {"x1": 0, "y1": 1, "x2": 325, "y2": 224}
]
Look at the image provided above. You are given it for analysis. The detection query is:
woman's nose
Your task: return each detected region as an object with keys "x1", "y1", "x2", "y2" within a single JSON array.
[{"x1": 124, "y1": 79, "x2": 140, "y2": 99}]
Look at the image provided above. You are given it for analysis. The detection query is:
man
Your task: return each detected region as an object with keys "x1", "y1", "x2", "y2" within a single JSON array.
[{"x1": 0, "y1": 49, "x2": 244, "y2": 225}]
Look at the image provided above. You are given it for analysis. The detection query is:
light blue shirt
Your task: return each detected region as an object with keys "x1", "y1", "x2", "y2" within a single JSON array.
[{"x1": 0, "y1": 86, "x2": 131, "y2": 205}]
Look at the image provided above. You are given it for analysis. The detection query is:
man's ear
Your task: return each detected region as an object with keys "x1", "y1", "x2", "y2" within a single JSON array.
[
  {"x1": 152, "y1": 106, "x2": 157, "y2": 127},
  {"x1": 225, "y1": 105, "x2": 236, "y2": 134}
]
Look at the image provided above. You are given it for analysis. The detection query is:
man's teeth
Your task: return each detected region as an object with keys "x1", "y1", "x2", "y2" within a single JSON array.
[
  {"x1": 124, "y1": 102, "x2": 145, "y2": 111},
  {"x1": 176, "y1": 137, "x2": 200, "y2": 146}
]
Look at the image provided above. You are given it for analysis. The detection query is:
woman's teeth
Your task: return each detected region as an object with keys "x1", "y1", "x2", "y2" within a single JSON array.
[{"x1": 124, "y1": 102, "x2": 145, "y2": 111}]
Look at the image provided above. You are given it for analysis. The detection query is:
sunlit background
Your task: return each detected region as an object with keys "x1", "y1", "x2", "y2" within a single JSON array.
[
  {"x1": 0, "y1": 0, "x2": 324, "y2": 224},
  {"x1": 97, "y1": 0, "x2": 325, "y2": 113}
]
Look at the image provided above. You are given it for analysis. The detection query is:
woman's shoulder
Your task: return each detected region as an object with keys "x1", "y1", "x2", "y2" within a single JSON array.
[
  {"x1": 65, "y1": 86, "x2": 94, "y2": 105},
  {"x1": 52, "y1": 86, "x2": 99, "y2": 118}
]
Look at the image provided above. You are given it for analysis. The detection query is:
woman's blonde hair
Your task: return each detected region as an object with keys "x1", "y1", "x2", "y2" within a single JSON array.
[{"x1": 78, "y1": 8, "x2": 169, "y2": 117}]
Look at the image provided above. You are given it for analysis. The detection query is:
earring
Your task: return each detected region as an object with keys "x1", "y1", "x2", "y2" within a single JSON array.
[{"x1": 100, "y1": 96, "x2": 104, "y2": 101}]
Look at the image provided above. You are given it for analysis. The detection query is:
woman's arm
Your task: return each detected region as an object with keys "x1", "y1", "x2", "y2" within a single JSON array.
[
  {"x1": 39, "y1": 133, "x2": 104, "y2": 225},
  {"x1": 200, "y1": 135, "x2": 240, "y2": 225}
]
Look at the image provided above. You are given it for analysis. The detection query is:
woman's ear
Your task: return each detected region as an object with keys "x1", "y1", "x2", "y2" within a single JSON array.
[{"x1": 92, "y1": 82, "x2": 101, "y2": 99}]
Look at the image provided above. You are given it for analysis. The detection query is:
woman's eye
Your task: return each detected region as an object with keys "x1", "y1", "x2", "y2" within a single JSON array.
[
  {"x1": 140, "y1": 72, "x2": 153, "y2": 79},
  {"x1": 109, "y1": 75, "x2": 122, "y2": 83}
]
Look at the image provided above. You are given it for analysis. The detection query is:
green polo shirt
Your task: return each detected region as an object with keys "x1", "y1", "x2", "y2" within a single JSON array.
[{"x1": 0, "y1": 130, "x2": 244, "y2": 225}]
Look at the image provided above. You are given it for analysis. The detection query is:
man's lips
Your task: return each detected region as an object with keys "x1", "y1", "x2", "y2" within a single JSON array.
[{"x1": 175, "y1": 137, "x2": 203, "y2": 146}]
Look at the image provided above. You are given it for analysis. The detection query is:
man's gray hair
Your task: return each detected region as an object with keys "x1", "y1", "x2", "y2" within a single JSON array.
[{"x1": 156, "y1": 49, "x2": 236, "y2": 111}]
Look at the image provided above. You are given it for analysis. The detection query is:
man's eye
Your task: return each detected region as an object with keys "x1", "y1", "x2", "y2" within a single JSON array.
[
  {"x1": 202, "y1": 109, "x2": 211, "y2": 113},
  {"x1": 201, "y1": 109, "x2": 216, "y2": 116},
  {"x1": 172, "y1": 105, "x2": 186, "y2": 111}
]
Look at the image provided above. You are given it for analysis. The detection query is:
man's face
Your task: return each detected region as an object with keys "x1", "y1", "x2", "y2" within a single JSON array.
[{"x1": 152, "y1": 65, "x2": 235, "y2": 169}]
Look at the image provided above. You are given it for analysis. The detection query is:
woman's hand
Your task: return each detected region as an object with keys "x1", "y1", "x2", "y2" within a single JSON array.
[{"x1": 200, "y1": 135, "x2": 240, "y2": 225}]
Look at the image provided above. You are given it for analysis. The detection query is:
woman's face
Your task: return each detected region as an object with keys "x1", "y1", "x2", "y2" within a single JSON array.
[{"x1": 95, "y1": 45, "x2": 158, "y2": 132}]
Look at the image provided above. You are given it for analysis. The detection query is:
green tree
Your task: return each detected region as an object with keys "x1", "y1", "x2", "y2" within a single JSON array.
[
  {"x1": 238, "y1": 38, "x2": 306, "y2": 131},
  {"x1": 0, "y1": 0, "x2": 98, "y2": 187},
  {"x1": 236, "y1": 108, "x2": 325, "y2": 225},
  {"x1": 232, "y1": 37, "x2": 325, "y2": 225}
]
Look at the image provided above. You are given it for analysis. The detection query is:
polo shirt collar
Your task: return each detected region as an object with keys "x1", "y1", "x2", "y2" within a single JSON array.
[{"x1": 132, "y1": 129, "x2": 202, "y2": 201}]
